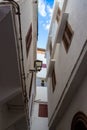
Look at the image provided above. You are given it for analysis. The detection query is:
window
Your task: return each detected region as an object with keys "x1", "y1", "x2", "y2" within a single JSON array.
[
  {"x1": 41, "y1": 80, "x2": 45, "y2": 86},
  {"x1": 62, "y1": 21, "x2": 73, "y2": 53},
  {"x1": 71, "y1": 112, "x2": 87, "y2": 130},
  {"x1": 49, "y1": 42, "x2": 52, "y2": 56},
  {"x1": 52, "y1": 67, "x2": 56, "y2": 92},
  {"x1": 56, "y1": 7, "x2": 61, "y2": 23},
  {"x1": 38, "y1": 104, "x2": 48, "y2": 117},
  {"x1": 26, "y1": 23, "x2": 32, "y2": 56},
  {"x1": 29, "y1": 73, "x2": 33, "y2": 98}
]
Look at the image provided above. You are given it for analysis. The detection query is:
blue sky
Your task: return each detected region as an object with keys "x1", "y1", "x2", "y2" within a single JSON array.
[{"x1": 37, "y1": 0, "x2": 54, "y2": 49}]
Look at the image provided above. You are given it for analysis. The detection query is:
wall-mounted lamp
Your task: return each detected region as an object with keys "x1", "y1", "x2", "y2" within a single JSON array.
[{"x1": 29, "y1": 60, "x2": 42, "y2": 72}]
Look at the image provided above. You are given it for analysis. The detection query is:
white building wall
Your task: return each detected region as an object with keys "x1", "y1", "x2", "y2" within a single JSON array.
[
  {"x1": 56, "y1": 75, "x2": 87, "y2": 130},
  {"x1": 31, "y1": 87, "x2": 48, "y2": 130},
  {"x1": 0, "y1": 0, "x2": 37, "y2": 129},
  {"x1": 35, "y1": 87, "x2": 48, "y2": 102},
  {"x1": 31, "y1": 103, "x2": 48, "y2": 130},
  {"x1": 18, "y1": 0, "x2": 35, "y2": 93},
  {"x1": 46, "y1": 0, "x2": 87, "y2": 126},
  {"x1": 30, "y1": 48, "x2": 48, "y2": 130},
  {"x1": 17, "y1": 0, "x2": 38, "y2": 123},
  {"x1": 14, "y1": 2, "x2": 38, "y2": 129}
]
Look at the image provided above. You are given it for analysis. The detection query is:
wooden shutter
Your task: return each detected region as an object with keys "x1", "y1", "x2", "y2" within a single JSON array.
[
  {"x1": 63, "y1": 21, "x2": 73, "y2": 52},
  {"x1": 26, "y1": 23, "x2": 32, "y2": 56},
  {"x1": 49, "y1": 42, "x2": 52, "y2": 56},
  {"x1": 52, "y1": 66, "x2": 56, "y2": 92},
  {"x1": 56, "y1": 7, "x2": 61, "y2": 23},
  {"x1": 38, "y1": 104, "x2": 48, "y2": 117},
  {"x1": 29, "y1": 73, "x2": 33, "y2": 98}
]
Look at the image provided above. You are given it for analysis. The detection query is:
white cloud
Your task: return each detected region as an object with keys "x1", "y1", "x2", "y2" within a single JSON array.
[
  {"x1": 45, "y1": 23, "x2": 50, "y2": 30},
  {"x1": 43, "y1": 23, "x2": 50, "y2": 30},
  {"x1": 38, "y1": 1, "x2": 53, "y2": 31},
  {"x1": 46, "y1": 20, "x2": 49, "y2": 23},
  {"x1": 42, "y1": 23, "x2": 45, "y2": 27},
  {"x1": 47, "y1": 5, "x2": 53, "y2": 18},
  {"x1": 38, "y1": 0, "x2": 47, "y2": 17}
]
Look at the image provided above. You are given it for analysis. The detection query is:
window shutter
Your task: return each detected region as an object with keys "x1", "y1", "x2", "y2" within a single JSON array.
[
  {"x1": 38, "y1": 104, "x2": 48, "y2": 117},
  {"x1": 63, "y1": 21, "x2": 73, "y2": 52},
  {"x1": 26, "y1": 23, "x2": 32, "y2": 56}
]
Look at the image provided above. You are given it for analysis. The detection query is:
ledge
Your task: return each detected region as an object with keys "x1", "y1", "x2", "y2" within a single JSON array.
[
  {"x1": 56, "y1": 12, "x2": 69, "y2": 43},
  {"x1": 51, "y1": 13, "x2": 69, "y2": 59},
  {"x1": 46, "y1": 59, "x2": 55, "y2": 80}
]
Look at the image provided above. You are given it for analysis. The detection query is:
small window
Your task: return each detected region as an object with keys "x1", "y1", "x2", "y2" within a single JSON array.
[
  {"x1": 41, "y1": 80, "x2": 45, "y2": 86},
  {"x1": 49, "y1": 42, "x2": 52, "y2": 56},
  {"x1": 56, "y1": 7, "x2": 61, "y2": 23},
  {"x1": 62, "y1": 21, "x2": 73, "y2": 53},
  {"x1": 52, "y1": 67, "x2": 56, "y2": 92},
  {"x1": 29, "y1": 73, "x2": 33, "y2": 98},
  {"x1": 26, "y1": 23, "x2": 32, "y2": 56},
  {"x1": 38, "y1": 104, "x2": 48, "y2": 117}
]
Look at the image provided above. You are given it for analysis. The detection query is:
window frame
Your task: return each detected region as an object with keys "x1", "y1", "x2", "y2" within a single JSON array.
[
  {"x1": 56, "y1": 6, "x2": 61, "y2": 23},
  {"x1": 29, "y1": 72, "x2": 33, "y2": 98},
  {"x1": 49, "y1": 41, "x2": 52, "y2": 56},
  {"x1": 52, "y1": 66, "x2": 56, "y2": 92},
  {"x1": 26, "y1": 23, "x2": 32, "y2": 56},
  {"x1": 38, "y1": 104, "x2": 48, "y2": 117},
  {"x1": 62, "y1": 21, "x2": 74, "y2": 53}
]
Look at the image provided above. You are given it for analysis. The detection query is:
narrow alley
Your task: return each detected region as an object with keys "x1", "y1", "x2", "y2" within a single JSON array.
[{"x1": 0, "y1": 0, "x2": 87, "y2": 130}]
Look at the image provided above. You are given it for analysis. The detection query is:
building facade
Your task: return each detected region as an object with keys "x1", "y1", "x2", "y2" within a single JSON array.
[
  {"x1": 46, "y1": 0, "x2": 87, "y2": 130},
  {"x1": 30, "y1": 48, "x2": 48, "y2": 130},
  {"x1": 0, "y1": 0, "x2": 38, "y2": 129}
]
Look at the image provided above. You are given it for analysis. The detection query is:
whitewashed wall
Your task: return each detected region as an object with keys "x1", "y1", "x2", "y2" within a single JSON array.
[
  {"x1": 31, "y1": 87, "x2": 48, "y2": 130},
  {"x1": 18, "y1": 0, "x2": 33, "y2": 94},
  {"x1": 0, "y1": 0, "x2": 37, "y2": 129},
  {"x1": 35, "y1": 87, "x2": 48, "y2": 102},
  {"x1": 47, "y1": 0, "x2": 87, "y2": 124},
  {"x1": 56, "y1": 75, "x2": 87, "y2": 130},
  {"x1": 18, "y1": 0, "x2": 37, "y2": 118}
]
